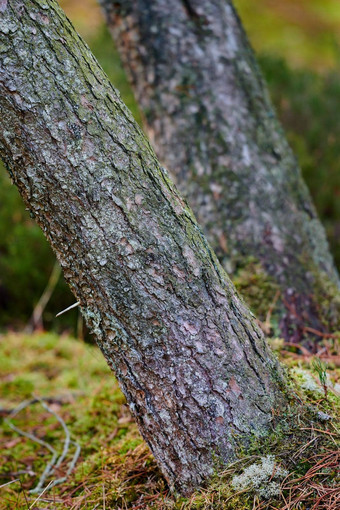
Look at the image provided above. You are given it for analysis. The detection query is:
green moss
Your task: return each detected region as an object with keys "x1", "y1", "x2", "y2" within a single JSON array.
[
  {"x1": 233, "y1": 257, "x2": 280, "y2": 322},
  {"x1": 313, "y1": 271, "x2": 340, "y2": 332},
  {"x1": 118, "y1": 437, "x2": 143, "y2": 455},
  {"x1": 1, "y1": 332, "x2": 338, "y2": 509},
  {"x1": 181, "y1": 371, "x2": 339, "y2": 509}
]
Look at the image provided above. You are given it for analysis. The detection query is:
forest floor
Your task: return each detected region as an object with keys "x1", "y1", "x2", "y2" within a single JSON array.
[{"x1": 0, "y1": 331, "x2": 339, "y2": 509}]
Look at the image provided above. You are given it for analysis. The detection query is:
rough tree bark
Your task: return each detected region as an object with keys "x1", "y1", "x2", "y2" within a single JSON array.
[
  {"x1": 0, "y1": 0, "x2": 289, "y2": 494},
  {"x1": 100, "y1": 0, "x2": 340, "y2": 344}
]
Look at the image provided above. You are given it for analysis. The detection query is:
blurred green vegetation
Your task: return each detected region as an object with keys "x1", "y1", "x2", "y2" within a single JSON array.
[
  {"x1": 0, "y1": 0, "x2": 340, "y2": 330},
  {"x1": 0, "y1": 174, "x2": 76, "y2": 329},
  {"x1": 234, "y1": 0, "x2": 340, "y2": 71}
]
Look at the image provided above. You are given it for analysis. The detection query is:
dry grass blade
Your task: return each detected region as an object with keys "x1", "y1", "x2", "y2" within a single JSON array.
[{"x1": 281, "y1": 449, "x2": 340, "y2": 510}]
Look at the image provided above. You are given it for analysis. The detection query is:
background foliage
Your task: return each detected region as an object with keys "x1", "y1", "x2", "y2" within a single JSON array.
[{"x1": 0, "y1": 0, "x2": 339, "y2": 330}]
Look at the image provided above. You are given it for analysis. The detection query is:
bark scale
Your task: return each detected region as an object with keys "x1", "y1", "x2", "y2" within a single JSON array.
[
  {"x1": 100, "y1": 0, "x2": 340, "y2": 344},
  {"x1": 0, "y1": 0, "x2": 287, "y2": 494}
]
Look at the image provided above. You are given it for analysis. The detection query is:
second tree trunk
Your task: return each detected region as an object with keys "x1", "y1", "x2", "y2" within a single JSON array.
[{"x1": 101, "y1": 0, "x2": 340, "y2": 345}]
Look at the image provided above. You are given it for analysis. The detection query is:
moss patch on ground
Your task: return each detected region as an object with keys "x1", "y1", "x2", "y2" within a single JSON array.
[
  {"x1": 233, "y1": 258, "x2": 280, "y2": 324},
  {"x1": 0, "y1": 332, "x2": 339, "y2": 509}
]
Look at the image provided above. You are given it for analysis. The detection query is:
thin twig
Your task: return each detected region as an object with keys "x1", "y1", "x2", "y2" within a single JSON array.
[
  {"x1": 0, "y1": 479, "x2": 19, "y2": 489},
  {"x1": 4, "y1": 397, "x2": 81, "y2": 495},
  {"x1": 303, "y1": 326, "x2": 338, "y2": 340},
  {"x1": 29, "y1": 480, "x2": 54, "y2": 509},
  {"x1": 27, "y1": 261, "x2": 61, "y2": 332},
  {"x1": 56, "y1": 301, "x2": 80, "y2": 317}
]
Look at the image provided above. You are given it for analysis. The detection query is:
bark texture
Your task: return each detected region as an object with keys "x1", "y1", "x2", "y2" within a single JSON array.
[
  {"x1": 0, "y1": 0, "x2": 287, "y2": 494},
  {"x1": 101, "y1": 0, "x2": 340, "y2": 344}
]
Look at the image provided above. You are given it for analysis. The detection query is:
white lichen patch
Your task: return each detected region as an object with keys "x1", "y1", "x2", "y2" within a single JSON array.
[
  {"x1": 317, "y1": 410, "x2": 332, "y2": 421},
  {"x1": 232, "y1": 455, "x2": 288, "y2": 499},
  {"x1": 291, "y1": 368, "x2": 323, "y2": 394}
]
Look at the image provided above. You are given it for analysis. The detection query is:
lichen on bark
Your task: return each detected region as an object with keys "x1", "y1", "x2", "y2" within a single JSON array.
[
  {"x1": 100, "y1": 0, "x2": 340, "y2": 344},
  {"x1": 0, "y1": 0, "x2": 289, "y2": 494}
]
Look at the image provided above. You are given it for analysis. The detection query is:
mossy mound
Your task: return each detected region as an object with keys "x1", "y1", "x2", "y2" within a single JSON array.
[{"x1": 0, "y1": 332, "x2": 339, "y2": 509}]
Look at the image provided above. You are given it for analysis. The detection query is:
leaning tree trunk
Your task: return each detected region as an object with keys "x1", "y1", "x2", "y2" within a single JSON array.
[
  {"x1": 0, "y1": 0, "x2": 287, "y2": 495},
  {"x1": 100, "y1": 0, "x2": 340, "y2": 345}
]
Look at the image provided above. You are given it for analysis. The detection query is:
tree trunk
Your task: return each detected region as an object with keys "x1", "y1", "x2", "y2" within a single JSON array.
[
  {"x1": 0, "y1": 0, "x2": 287, "y2": 494},
  {"x1": 100, "y1": 0, "x2": 340, "y2": 345}
]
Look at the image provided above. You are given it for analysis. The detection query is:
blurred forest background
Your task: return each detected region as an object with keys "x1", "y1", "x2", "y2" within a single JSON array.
[{"x1": 1, "y1": 0, "x2": 340, "y2": 332}]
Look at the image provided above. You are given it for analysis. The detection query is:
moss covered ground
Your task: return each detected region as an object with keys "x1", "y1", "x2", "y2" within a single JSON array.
[{"x1": 0, "y1": 332, "x2": 339, "y2": 509}]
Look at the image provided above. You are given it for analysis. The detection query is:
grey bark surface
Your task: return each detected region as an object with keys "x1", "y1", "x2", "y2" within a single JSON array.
[
  {"x1": 0, "y1": 0, "x2": 287, "y2": 494},
  {"x1": 100, "y1": 0, "x2": 340, "y2": 343}
]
